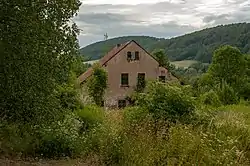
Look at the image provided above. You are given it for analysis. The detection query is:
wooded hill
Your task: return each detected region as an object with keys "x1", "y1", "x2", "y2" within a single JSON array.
[{"x1": 80, "y1": 23, "x2": 250, "y2": 63}]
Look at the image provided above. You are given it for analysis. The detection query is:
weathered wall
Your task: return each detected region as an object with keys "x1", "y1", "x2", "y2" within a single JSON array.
[{"x1": 103, "y1": 41, "x2": 168, "y2": 107}]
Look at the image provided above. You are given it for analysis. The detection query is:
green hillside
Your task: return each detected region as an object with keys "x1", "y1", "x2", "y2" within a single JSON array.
[{"x1": 80, "y1": 23, "x2": 250, "y2": 63}]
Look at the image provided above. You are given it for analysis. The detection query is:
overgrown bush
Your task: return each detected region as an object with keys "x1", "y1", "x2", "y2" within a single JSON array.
[
  {"x1": 77, "y1": 105, "x2": 105, "y2": 133},
  {"x1": 199, "y1": 90, "x2": 222, "y2": 107},
  {"x1": 87, "y1": 64, "x2": 107, "y2": 106},
  {"x1": 57, "y1": 84, "x2": 82, "y2": 110},
  {"x1": 35, "y1": 113, "x2": 85, "y2": 158},
  {"x1": 123, "y1": 106, "x2": 149, "y2": 125},
  {"x1": 99, "y1": 106, "x2": 250, "y2": 166},
  {"x1": 216, "y1": 81, "x2": 239, "y2": 105},
  {"x1": 137, "y1": 81, "x2": 195, "y2": 122},
  {"x1": 0, "y1": 114, "x2": 86, "y2": 158}
]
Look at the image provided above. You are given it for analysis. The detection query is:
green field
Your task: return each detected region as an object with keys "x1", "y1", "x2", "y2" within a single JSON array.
[{"x1": 171, "y1": 60, "x2": 198, "y2": 69}]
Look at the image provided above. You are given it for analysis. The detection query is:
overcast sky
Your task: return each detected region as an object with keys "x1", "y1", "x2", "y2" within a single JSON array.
[{"x1": 75, "y1": 0, "x2": 250, "y2": 47}]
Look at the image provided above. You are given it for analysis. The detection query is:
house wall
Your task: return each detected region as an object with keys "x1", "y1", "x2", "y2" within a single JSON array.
[{"x1": 103, "y1": 41, "x2": 168, "y2": 108}]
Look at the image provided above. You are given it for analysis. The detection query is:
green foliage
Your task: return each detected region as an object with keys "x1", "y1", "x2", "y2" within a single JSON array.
[
  {"x1": 198, "y1": 73, "x2": 214, "y2": 90},
  {"x1": 199, "y1": 90, "x2": 222, "y2": 107},
  {"x1": 239, "y1": 55, "x2": 250, "y2": 100},
  {"x1": 135, "y1": 76, "x2": 146, "y2": 93},
  {"x1": 35, "y1": 114, "x2": 84, "y2": 158},
  {"x1": 71, "y1": 55, "x2": 88, "y2": 77},
  {"x1": 87, "y1": 64, "x2": 108, "y2": 106},
  {"x1": 0, "y1": 0, "x2": 81, "y2": 124},
  {"x1": 123, "y1": 107, "x2": 149, "y2": 125},
  {"x1": 137, "y1": 81, "x2": 195, "y2": 122},
  {"x1": 216, "y1": 81, "x2": 239, "y2": 105},
  {"x1": 0, "y1": 114, "x2": 85, "y2": 158},
  {"x1": 76, "y1": 105, "x2": 104, "y2": 132},
  {"x1": 208, "y1": 45, "x2": 246, "y2": 88},
  {"x1": 80, "y1": 23, "x2": 250, "y2": 63},
  {"x1": 57, "y1": 76, "x2": 82, "y2": 111},
  {"x1": 98, "y1": 106, "x2": 250, "y2": 166},
  {"x1": 152, "y1": 49, "x2": 172, "y2": 70}
]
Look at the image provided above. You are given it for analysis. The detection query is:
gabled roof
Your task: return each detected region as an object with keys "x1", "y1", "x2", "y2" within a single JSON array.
[
  {"x1": 78, "y1": 40, "x2": 170, "y2": 83},
  {"x1": 78, "y1": 41, "x2": 131, "y2": 83}
]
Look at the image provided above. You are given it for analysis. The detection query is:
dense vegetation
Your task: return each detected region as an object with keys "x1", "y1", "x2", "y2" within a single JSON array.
[
  {"x1": 1, "y1": 1, "x2": 250, "y2": 165},
  {"x1": 80, "y1": 23, "x2": 250, "y2": 63}
]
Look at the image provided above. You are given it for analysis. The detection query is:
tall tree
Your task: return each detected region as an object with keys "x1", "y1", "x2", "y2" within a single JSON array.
[
  {"x1": 87, "y1": 64, "x2": 108, "y2": 107},
  {"x1": 152, "y1": 49, "x2": 174, "y2": 71},
  {"x1": 0, "y1": 0, "x2": 81, "y2": 123},
  {"x1": 207, "y1": 45, "x2": 246, "y2": 88}
]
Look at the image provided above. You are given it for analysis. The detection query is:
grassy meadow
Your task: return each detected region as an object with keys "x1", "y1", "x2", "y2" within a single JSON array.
[{"x1": 1, "y1": 104, "x2": 250, "y2": 166}]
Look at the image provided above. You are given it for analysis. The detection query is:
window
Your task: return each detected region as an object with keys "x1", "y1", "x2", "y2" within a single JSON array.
[
  {"x1": 159, "y1": 76, "x2": 166, "y2": 83},
  {"x1": 118, "y1": 100, "x2": 126, "y2": 109},
  {"x1": 121, "y1": 73, "x2": 129, "y2": 86},
  {"x1": 127, "y1": 52, "x2": 132, "y2": 60},
  {"x1": 137, "y1": 73, "x2": 145, "y2": 83},
  {"x1": 135, "y1": 51, "x2": 140, "y2": 60},
  {"x1": 137, "y1": 73, "x2": 146, "y2": 92}
]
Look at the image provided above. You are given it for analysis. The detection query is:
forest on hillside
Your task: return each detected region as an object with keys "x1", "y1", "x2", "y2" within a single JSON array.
[{"x1": 80, "y1": 23, "x2": 250, "y2": 63}]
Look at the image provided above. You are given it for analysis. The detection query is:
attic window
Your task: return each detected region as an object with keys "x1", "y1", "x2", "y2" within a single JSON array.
[
  {"x1": 127, "y1": 52, "x2": 132, "y2": 60},
  {"x1": 135, "y1": 51, "x2": 140, "y2": 60}
]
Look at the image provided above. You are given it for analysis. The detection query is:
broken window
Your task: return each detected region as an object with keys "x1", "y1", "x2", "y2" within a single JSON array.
[
  {"x1": 159, "y1": 76, "x2": 166, "y2": 83},
  {"x1": 136, "y1": 73, "x2": 146, "y2": 92},
  {"x1": 127, "y1": 52, "x2": 132, "y2": 60},
  {"x1": 135, "y1": 51, "x2": 140, "y2": 60}
]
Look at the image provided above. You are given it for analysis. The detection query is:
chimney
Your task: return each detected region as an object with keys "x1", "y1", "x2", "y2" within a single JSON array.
[{"x1": 117, "y1": 44, "x2": 121, "y2": 47}]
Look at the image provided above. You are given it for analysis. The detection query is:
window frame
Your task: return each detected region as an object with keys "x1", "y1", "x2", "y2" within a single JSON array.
[
  {"x1": 136, "y1": 73, "x2": 146, "y2": 92},
  {"x1": 137, "y1": 73, "x2": 146, "y2": 83},
  {"x1": 159, "y1": 76, "x2": 166, "y2": 83},
  {"x1": 121, "y1": 73, "x2": 129, "y2": 87},
  {"x1": 127, "y1": 51, "x2": 132, "y2": 60},
  {"x1": 135, "y1": 51, "x2": 140, "y2": 60}
]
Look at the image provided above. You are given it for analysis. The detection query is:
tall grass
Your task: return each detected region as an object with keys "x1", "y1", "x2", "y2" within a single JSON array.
[{"x1": 1, "y1": 105, "x2": 250, "y2": 165}]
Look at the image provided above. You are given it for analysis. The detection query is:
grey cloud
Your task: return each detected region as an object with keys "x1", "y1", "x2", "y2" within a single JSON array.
[
  {"x1": 203, "y1": 14, "x2": 230, "y2": 23},
  {"x1": 75, "y1": 13, "x2": 128, "y2": 25},
  {"x1": 202, "y1": 1, "x2": 250, "y2": 26},
  {"x1": 76, "y1": 0, "x2": 250, "y2": 47}
]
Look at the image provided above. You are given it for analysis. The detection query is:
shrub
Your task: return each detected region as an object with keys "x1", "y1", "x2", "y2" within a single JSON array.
[
  {"x1": 137, "y1": 81, "x2": 195, "y2": 122},
  {"x1": 57, "y1": 83, "x2": 82, "y2": 110},
  {"x1": 199, "y1": 90, "x2": 222, "y2": 107},
  {"x1": 76, "y1": 105, "x2": 105, "y2": 133},
  {"x1": 123, "y1": 106, "x2": 149, "y2": 125},
  {"x1": 0, "y1": 122, "x2": 37, "y2": 156},
  {"x1": 35, "y1": 113, "x2": 85, "y2": 158},
  {"x1": 87, "y1": 64, "x2": 107, "y2": 106},
  {"x1": 216, "y1": 81, "x2": 239, "y2": 105},
  {"x1": 238, "y1": 81, "x2": 250, "y2": 101},
  {"x1": 105, "y1": 107, "x2": 250, "y2": 165},
  {"x1": 0, "y1": 114, "x2": 86, "y2": 158}
]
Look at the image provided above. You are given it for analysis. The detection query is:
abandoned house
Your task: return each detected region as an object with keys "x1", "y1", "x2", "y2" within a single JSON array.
[{"x1": 78, "y1": 40, "x2": 177, "y2": 108}]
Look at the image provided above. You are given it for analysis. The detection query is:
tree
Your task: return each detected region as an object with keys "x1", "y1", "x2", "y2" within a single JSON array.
[
  {"x1": 137, "y1": 81, "x2": 195, "y2": 122},
  {"x1": 152, "y1": 49, "x2": 174, "y2": 71},
  {"x1": 0, "y1": 0, "x2": 81, "y2": 123},
  {"x1": 71, "y1": 55, "x2": 88, "y2": 77},
  {"x1": 207, "y1": 45, "x2": 246, "y2": 89},
  {"x1": 87, "y1": 64, "x2": 108, "y2": 106}
]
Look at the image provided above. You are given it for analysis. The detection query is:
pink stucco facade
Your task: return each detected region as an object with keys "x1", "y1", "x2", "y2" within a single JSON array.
[
  {"x1": 79, "y1": 40, "x2": 177, "y2": 108},
  {"x1": 102, "y1": 41, "x2": 171, "y2": 108}
]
